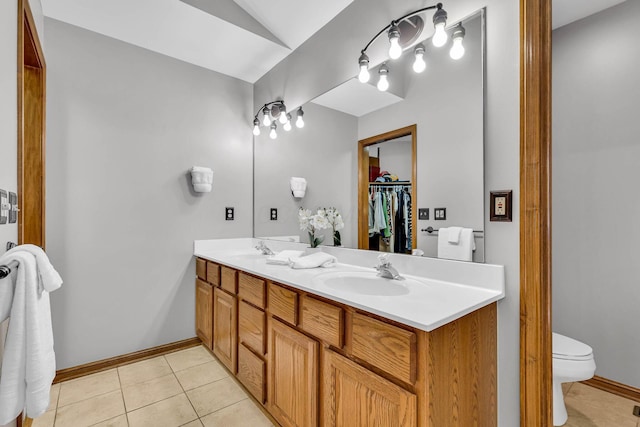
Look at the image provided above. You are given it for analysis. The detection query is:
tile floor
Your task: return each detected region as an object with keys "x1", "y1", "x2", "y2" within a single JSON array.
[
  {"x1": 563, "y1": 382, "x2": 640, "y2": 426},
  {"x1": 32, "y1": 345, "x2": 274, "y2": 427},
  {"x1": 31, "y1": 345, "x2": 640, "y2": 427}
]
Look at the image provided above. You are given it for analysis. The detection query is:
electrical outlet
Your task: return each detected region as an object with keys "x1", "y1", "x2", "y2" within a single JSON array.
[
  {"x1": 8, "y1": 192, "x2": 17, "y2": 224},
  {"x1": 418, "y1": 208, "x2": 429, "y2": 220},
  {"x1": 225, "y1": 207, "x2": 234, "y2": 221},
  {"x1": 0, "y1": 190, "x2": 7, "y2": 225},
  {"x1": 434, "y1": 208, "x2": 446, "y2": 220},
  {"x1": 270, "y1": 208, "x2": 278, "y2": 221}
]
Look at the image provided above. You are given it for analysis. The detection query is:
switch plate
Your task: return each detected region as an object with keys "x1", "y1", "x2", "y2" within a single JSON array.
[
  {"x1": 270, "y1": 208, "x2": 278, "y2": 221},
  {"x1": 8, "y1": 192, "x2": 17, "y2": 224},
  {"x1": 418, "y1": 208, "x2": 429, "y2": 220},
  {"x1": 490, "y1": 190, "x2": 512, "y2": 222},
  {"x1": 434, "y1": 208, "x2": 446, "y2": 220},
  {"x1": 225, "y1": 207, "x2": 234, "y2": 221},
  {"x1": 0, "y1": 190, "x2": 7, "y2": 224}
]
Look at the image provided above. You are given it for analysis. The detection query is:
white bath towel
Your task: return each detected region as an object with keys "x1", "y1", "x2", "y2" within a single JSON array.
[
  {"x1": 437, "y1": 228, "x2": 475, "y2": 261},
  {"x1": 266, "y1": 250, "x2": 304, "y2": 265},
  {"x1": 447, "y1": 226, "x2": 462, "y2": 243},
  {"x1": 5, "y1": 244, "x2": 62, "y2": 294},
  {"x1": 289, "y1": 252, "x2": 337, "y2": 269},
  {"x1": 0, "y1": 251, "x2": 57, "y2": 424}
]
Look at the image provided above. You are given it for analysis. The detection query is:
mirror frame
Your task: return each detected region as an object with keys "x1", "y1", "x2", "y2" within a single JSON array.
[{"x1": 357, "y1": 124, "x2": 417, "y2": 251}]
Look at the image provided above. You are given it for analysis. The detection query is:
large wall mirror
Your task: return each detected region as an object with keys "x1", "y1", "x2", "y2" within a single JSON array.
[{"x1": 254, "y1": 8, "x2": 485, "y2": 262}]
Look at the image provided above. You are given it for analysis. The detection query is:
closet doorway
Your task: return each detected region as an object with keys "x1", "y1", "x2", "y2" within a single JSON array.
[
  {"x1": 357, "y1": 124, "x2": 417, "y2": 252},
  {"x1": 18, "y1": 0, "x2": 46, "y2": 249}
]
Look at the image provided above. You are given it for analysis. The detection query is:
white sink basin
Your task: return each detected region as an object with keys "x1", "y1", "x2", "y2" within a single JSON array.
[{"x1": 312, "y1": 271, "x2": 413, "y2": 296}]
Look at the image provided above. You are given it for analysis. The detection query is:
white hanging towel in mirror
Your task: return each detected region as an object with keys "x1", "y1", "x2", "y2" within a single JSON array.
[
  {"x1": 190, "y1": 166, "x2": 213, "y2": 192},
  {"x1": 438, "y1": 227, "x2": 475, "y2": 261},
  {"x1": 290, "y1": 177, "x2": 307, "y2": 198}
]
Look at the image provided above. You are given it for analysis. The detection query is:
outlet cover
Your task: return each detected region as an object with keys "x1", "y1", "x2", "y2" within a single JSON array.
[
  {"x1": 418, "y1": 208, "x2": 429, "y2": 220},
  {"x1": 490, "y1": 190, "x2": 512, "y2": 222},
  {"x1": 434, "y1": 208, "x2": 446, "y2": 220},
  {"x1": 270, "y1": 208, "x2": 278, "y2": 221},
  {"x1": 0, "y1": 190, "x2": 7, "y2": 225},
  {"x1": 225, "y1": 207, "x2": 234, "y2": 221},
  {"x1": 8, "y1": 192, "x2": 16, "y2": 224}
]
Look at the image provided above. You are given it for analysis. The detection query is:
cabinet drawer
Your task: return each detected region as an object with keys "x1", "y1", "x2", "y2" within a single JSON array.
[
  {"x1": 237, "y1": 344, "x2": 265, "y2": 403},
  {"x1": 220, "y1": 266, "x2": 238, "y2": 294},
  {"x1": 301, "y1": 295, "x2": 343, "y2": 348},
  {"x1": 206, "y1": 262, "x2": 220, "y2": 286},
  {"x1": 196, "y1": 258, "x2": 207, "y2": 280},
  {"x1": 238, "y1": 273, "x2": 266, "y2": 308},
  {"x1": 268, "y1": 283, "x2": 298, "y2": 326},
  {"x1": 351, "y1": 313, "x2": 417, "y2": 384},
  {"x1": 239, "y1": 301, "x2": 266, "y2": 355}
]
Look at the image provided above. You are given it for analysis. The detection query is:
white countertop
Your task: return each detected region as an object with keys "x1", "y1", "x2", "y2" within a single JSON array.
[{"x1": 194, "y1": 238, "x2": 505, "y2": 332}]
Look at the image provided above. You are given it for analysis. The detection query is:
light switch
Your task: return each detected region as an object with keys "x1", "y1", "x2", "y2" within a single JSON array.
[
  {"x1": 8, "y1": 192, "x2": 17, "y2": 224},
  {"x1": 418, "y1": 208, "x2": 429, "y2": 220},
  {"x1": 0, "y1": 190, "x2": 7, "y2": 225},
  {"x1": 434, "y1": 208, "x2": 446, "y2": 220}
]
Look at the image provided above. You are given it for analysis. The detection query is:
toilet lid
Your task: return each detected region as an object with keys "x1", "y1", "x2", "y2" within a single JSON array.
[{"x1": 552, "y1": 333, "x2": 593, "y2": 361}]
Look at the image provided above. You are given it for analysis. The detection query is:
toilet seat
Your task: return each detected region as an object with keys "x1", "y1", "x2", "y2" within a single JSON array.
[{"x1": 553, "y1": 332, "x2": 593, "y2": 361}]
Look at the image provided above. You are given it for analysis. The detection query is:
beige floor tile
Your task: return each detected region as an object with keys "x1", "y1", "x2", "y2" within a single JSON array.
[
  {"x1": 91, "y1": 414, "x2": 129, "y2": 427},
  {"x1": 118, "y1": 356, "x2": 173, "y2": 387},
  {"x1": 122, "y1": 373, "x2": 183, "y2": 411},
  {"x1": 179, "y1": 421, "x2": 203, "y2": 427},
  {"x1": 55, "y1": 390, "x2": 125, "y2": 427},
  {"x1": 48, "y1": 383, "x2": 61, "y2": 412},
  {"x1": 165, "y1": 346, "x2": 215, "y2": 372},
  {"x1": 127, "y1": 394, "x2": 198, "y2": 427},
  {"x1": 31, "y1": 410, "x2": 55, "y2": 427},
  {"x1": 174, "y1": 360, "x2": 228, "y2": 391},
  {"x1": 564, "y1": 383, "x2": 638, "y2": 427},
  {"x1": 200, "y1": 399, "x2": 273, "y2": 427},
  {"x1": 186, "y1": 377, "x2": 248, "y2": 417},
  {"x1": 58, "y1": 369, "x2": 121, "y2": 407}
]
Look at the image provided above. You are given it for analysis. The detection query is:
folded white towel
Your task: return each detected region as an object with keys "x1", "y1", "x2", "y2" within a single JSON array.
[
  {"x1": 5, "y1": 244, "x2": 63, "y2": 294},
  {"x1": 447, "y1": 226, "x2": 463, "y2": 244},
  {"x1": 289, "y1": 252, "x2": 337, "y2": 269},
  {"x1": 0, "y1": 251, "x2": 57, "y2": 424},
  {"x1": 190, "y1": 166, "x2": 213, "y2": 192},
  {"x1": 290, "y1": 177, "x2": 307, "y2": 198},
  {"x1": 266, "y1": 250, "x2": 304, "y2": 265}
]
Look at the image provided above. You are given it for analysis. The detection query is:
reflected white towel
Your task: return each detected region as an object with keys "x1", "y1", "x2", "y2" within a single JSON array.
[
  {"x1": 447, "y1": 226, "x2": 462, "y2": 243},
  {"x1": 289, "y1": 252, "x2": 337, "y2": 269},
  {"x1": 5, "y1": 244, "x2": 62, "y2": 293},
  {"x1": 438, "y1": 228, "x2": 475, "y2": 261},
  {"x1": 0, "y1": 251, "x2": 57, "y2": 424},
  {"x1": 266, "y1": 250, "x2": 304, "y2": 265}
]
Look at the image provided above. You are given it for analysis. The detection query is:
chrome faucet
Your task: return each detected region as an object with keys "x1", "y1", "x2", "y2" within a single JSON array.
[
  {"x1": 254, "y1": 240, "x2": 275, "y2": 256},
  {"x1": 375, "y1": 254, "x2": 403, "y2": 280}
]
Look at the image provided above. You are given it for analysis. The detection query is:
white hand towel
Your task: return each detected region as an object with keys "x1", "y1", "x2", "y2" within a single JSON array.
[
  {"x1": 437, "y1": 228, "x2": 475, "y2": 261},
  {"x1": 290, "y1": 177, "x2": 307, "y2": 198},
  {"x1": 289, "y1": 252, "x2": 337, "y2": 269},
  {"x1": 447, "y1": 226, "x2": 463, "y2": 244},
  {"x1": 5, "y1": 244, "x2": 63, "y2": 293},
  {"x1": 0, "y1": 251, "x2": 56, "y2": 424},
  {"x1": 266, "y1": 250, "x2": 304, "y2": 265},
  {"x1": 190, "y1": 166, "x2": 213, "y2": 192}
]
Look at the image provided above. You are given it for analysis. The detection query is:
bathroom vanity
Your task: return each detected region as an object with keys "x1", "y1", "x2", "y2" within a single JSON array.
[{"x1": 194, "y1": 238, "x2": 504, "y2": 427}]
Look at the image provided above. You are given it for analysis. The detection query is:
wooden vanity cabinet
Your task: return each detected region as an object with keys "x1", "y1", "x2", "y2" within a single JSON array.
[
  {"x1": 195, "y1": 278, "x2": 213, "y2": 349},
  {"x1": 213, "y1": 287, "x2": 237, "y2": 373}
]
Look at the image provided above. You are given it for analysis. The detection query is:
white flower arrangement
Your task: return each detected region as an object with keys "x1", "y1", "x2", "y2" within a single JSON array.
[
  {"x1": 324, "y1": 207, "x2": 344, "y2": 246},
  {"x1": 298, "y1": 208, "x2": 329, "y2": 248}
]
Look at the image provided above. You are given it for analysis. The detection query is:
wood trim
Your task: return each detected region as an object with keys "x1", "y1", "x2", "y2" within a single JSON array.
[
  {"x1": 520, "y1": 0, "x2": 553, "y2": 426},
  {"x1": 582, "y1": 376, "x2": 640, "y2": 403},
  {"x1": 357, "y1": 124, "x2": 417, "y2": 251},
  {"x1": 53, "y1": 337, "x2": 201, "y2": 384}
]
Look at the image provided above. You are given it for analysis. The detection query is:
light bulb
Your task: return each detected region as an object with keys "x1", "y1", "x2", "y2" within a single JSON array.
[
  {"x1": 284, "y1": 121, "x2": 292, "y2": 131},
  {"x1": 269, "y1": 122, "x2": 277, "y2": 139},
  {"x1": 432, "y1": 23, "x2": 448, "y2": 47},
  {"x1": 262, "y1": 112, "x2": 271, "y2": 127},
  {"x1": 450, "y1": 38, "x2": 465, "y2": 59},
  {"x1": 377, "y1": 74, "x2": 389, "y2": 91},
  {"x1": 252, "y1": 118, "x2": 260, "y2": 136},
  {"x1": 358, "y1": 64, "x2": 370, "y2": 83},
  {"x1": 278, "y1": 104, "x2": 288, "y2": 124},
  {"x1": 413, "y1": 44, "x2": 426, "y2": 73},
  {"x1": 388, "y1": 24, "x2": 402, "y2": 59},
  {"x1": 296, "y1": 107, "x2": 305, "y2": 128}
]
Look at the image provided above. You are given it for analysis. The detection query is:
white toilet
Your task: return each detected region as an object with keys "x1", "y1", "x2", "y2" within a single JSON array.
[{"x1": 552, "y1": 332, "x2": 596, "y2": 426}]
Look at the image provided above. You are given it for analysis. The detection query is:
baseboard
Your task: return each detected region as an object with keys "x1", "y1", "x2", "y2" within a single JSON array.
[
  {"x1": 582, "y1": 375, "x2": 640, "y2": 402},
  {"x1": 53, "y1": 337, "x2": 202, "y2": 384}
]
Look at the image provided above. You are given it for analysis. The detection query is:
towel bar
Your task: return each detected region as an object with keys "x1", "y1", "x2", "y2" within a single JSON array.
[
  {"x1": 0, "y1": 260, "x2": 19, "y2": 279},
  {"x1": 421, "y1": 226, "x2": 484, "y2": 234}
]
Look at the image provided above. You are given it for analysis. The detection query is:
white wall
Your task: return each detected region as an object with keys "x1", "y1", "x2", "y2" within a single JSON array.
[
  {"x1": 552, "y1": 0, "x2": 640, "y2": 388},
  {"x1": 45, "y1": 19, "x2": 254, "y2": 369},
  {"x1": 254, "y1": 0, "x2": 520, "y2": 424},
  {"x1": 254, "y1": 102, "x2": 358, "y2": 246}
]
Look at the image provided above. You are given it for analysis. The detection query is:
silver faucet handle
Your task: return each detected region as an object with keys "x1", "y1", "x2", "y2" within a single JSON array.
[{"x1": 377, "y1": 253, "x2": 391, "y2": 266}]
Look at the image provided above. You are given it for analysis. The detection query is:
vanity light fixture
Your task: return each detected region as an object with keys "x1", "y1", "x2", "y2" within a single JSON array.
[
  {"x1": 357, "y1": 3, "x2": 466, "y2": 89},
  {"x1": 253, "y1": 100, "x2": 306, "y2": 139}
]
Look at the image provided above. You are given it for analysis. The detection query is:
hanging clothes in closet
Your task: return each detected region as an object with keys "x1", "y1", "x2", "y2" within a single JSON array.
[{"x1": 368, "y1": 183, "x2": 412, "y2": 254}]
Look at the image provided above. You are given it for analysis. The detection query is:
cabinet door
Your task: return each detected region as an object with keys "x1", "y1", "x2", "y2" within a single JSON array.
[
  {"x1": 195, "y1": 279, "x2": 213, "y2": 349},
  {"x1": 268, "y1": 318, "x2": 318, "y2": 427},
  {"x1": 323, "y1": 349, "x2": 416, "y2": 427},
  {"x1": 213, "y1": 287, "x2": 237, "y2": 373}
]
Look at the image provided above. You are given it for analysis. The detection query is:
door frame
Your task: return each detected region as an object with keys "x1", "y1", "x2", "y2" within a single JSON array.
[{"x1": 520, "y1": 0, "x2": 552, "y2": 425}]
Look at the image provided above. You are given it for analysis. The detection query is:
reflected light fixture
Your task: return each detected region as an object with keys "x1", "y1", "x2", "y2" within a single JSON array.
[
  {"x1": 252, "y1": 100, "x2": 306, "y2": 139},
  {"x1": 357, "y1": 3, "x2": 465, "y2": 87}
]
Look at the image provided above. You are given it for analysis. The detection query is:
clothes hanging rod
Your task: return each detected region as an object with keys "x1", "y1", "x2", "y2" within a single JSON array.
[
  {"x1": 0, "y1": 260, "x2": 19, "y2": 279},
  {"x1": 369, "y1": 181, "x2": 411, "y2": 186},
  {"x1": 421, "y1": 226, "x2": 483, "y2": 234}
]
